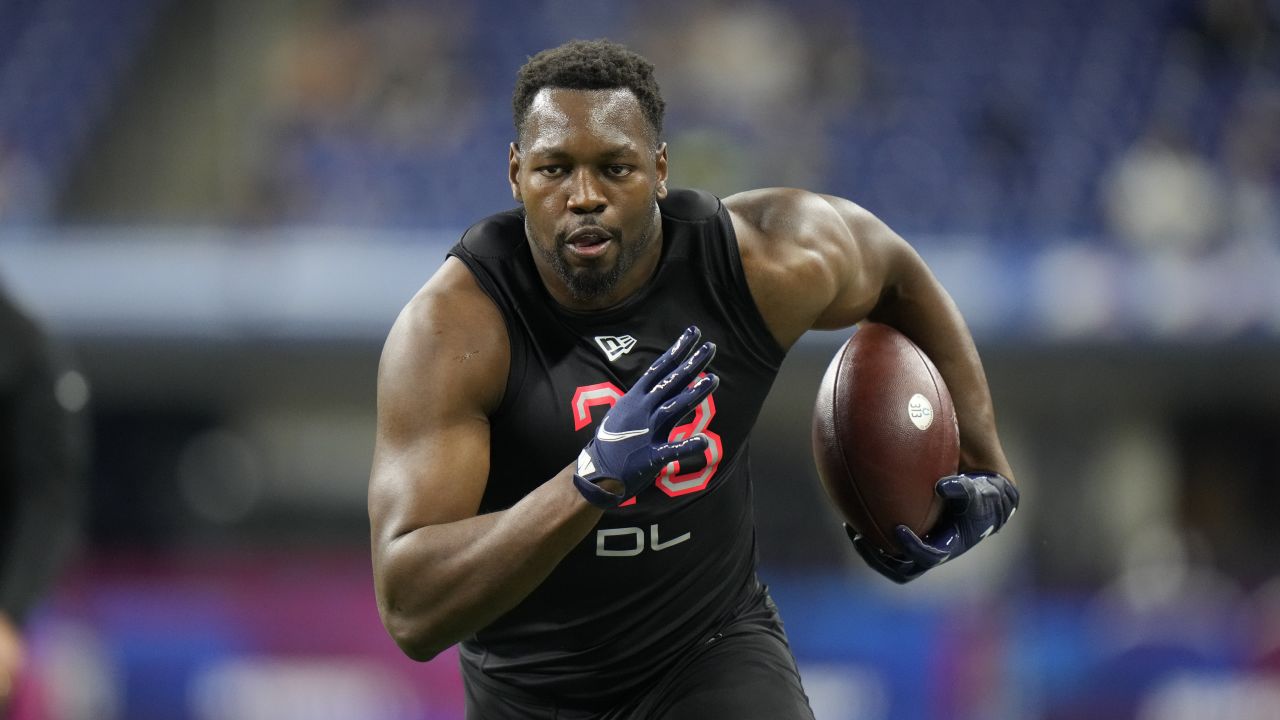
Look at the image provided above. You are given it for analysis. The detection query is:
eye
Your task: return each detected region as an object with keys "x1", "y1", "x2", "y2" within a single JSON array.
[
  {"x1": 537, "y1": 165, "x2": 567, "y2": 178},
  {"x1": 605, "y1": 165, "x2": 633, "y2": 177}
]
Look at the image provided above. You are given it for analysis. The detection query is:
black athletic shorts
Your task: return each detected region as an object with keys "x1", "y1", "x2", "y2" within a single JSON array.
[{"x1": 461, "y1": 589, "x2": 815, "y2": 720}]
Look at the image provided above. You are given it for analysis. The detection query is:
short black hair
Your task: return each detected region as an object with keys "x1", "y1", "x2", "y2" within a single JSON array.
[{"x1": 512, "y1": 39, "x2": 665, "y2": 145}]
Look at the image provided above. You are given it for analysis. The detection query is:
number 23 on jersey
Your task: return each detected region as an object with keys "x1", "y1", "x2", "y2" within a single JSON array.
[{"x1": 570, "y1": 377, "x2": 723, "y2": 504}]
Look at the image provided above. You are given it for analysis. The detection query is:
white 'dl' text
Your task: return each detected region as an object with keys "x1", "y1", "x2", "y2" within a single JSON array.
[{"x1": 596, "y1": 524, "x2": 690, "y2": 557}]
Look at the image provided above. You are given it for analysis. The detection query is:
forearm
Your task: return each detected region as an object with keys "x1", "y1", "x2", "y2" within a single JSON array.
[
  {"x1": 374, "y1": 463, "x2": 602, "y2": 660},
  {"x1": 868, "y1": 252, "x2": 1014, "y2": 482}
]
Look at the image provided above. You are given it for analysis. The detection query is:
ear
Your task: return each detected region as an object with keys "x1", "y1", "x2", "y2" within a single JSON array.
[
  {"x1": 509, "y1": 142, "x2": 523, "y2": 203},
  {"x1": 655, "y1": 142, "x2": 669, "y2": 199}
]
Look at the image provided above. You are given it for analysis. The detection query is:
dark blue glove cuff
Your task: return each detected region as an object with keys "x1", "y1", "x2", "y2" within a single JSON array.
[
  {"x1": 573, "y1": 473, "x2": 625, "y2": 509},
  {"x1": 846, "y1": 524, "x2": 926, "y2": 584}
]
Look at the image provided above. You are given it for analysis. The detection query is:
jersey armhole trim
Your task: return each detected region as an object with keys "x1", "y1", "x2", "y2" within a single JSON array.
[
  {"x1": 446, "y1": 248, "x2": 525, "y2": 424},
  {"x1": 711, "y1": 208, "x2": 787, "y2": 372}
]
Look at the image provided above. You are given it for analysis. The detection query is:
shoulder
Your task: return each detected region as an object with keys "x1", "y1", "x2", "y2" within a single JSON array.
[
  {"x1": 454, "y1": 208, "x2": 526, "y2": 260},
  {"x1": 721, "y1": 189, "x2": 860, "y2": 347},
  {"x1": 724, "y1": 188, "x2": 886, "y2": 249},
  {"x1": 724, "y1": 188, "x2": 886, "y2": 291},
  {"x1": 723, "y1": 189, "x2": 911, "y2": 344},
  {"x1": 725, "y1": 187, "x2": 840, "y2": 236},
  {"x1": 379, "y1": 257, "x2": 509, "y2": 421},
  {"x1": 659, "y1": 187, "x2": 721, "y2": 222}
]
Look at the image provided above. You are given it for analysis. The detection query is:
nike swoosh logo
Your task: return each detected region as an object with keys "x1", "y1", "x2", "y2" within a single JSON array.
[{"x1": 597, "y1": 419, "x2": 648, "y2": 442}]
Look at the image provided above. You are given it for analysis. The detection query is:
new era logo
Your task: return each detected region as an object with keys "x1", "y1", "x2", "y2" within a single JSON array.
[{"x1": 595, "y1": 335, "x2": 637, "y2": 362}]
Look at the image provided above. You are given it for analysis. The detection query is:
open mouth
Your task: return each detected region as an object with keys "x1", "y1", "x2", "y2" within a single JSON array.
[{"x1": 564, "y1": 227, "x2": 614, "y2": 258}]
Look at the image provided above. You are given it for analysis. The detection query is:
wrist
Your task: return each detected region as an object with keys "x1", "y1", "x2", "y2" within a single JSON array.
[
  {"x1": 573, "y1": 474, "x2": 624, "y2": 509},
  {"x1": 960, "y1": 468, "x2": 1014, "y2": 484}
]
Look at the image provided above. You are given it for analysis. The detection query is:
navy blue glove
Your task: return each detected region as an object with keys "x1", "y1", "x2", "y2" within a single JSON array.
[
  {"x1": 849, "y1": 472, "x2": 1019, "y2": 584},
  {"x1": 573, "y1": 326, "x2": 719, "y2": 509},
  {"x1": 847, "y1": 524, "x2": 928, "y2": 584}
]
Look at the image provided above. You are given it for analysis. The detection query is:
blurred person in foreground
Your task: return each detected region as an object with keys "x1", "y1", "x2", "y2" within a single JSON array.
[
  {"x1": 368, "y1": 40, "x2": 1019, "y2": 718},
  {"x1": 0, "y1": 284, "x2": 86, "y2": 714}
]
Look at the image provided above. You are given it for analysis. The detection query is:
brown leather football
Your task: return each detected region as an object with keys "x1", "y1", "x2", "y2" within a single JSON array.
[{"x1": 812, "y1": 322, "x2": 958, "y2": 555}]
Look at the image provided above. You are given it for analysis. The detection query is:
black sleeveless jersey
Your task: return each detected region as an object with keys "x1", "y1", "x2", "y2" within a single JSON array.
[{"x1": 448, "y1": 188, "x2": 787, "y2": 709}]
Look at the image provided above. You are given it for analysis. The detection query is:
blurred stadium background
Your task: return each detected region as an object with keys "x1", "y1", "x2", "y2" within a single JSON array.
[{"x1": 2, "y1": 0, "x2": 1279, "y2": 718}]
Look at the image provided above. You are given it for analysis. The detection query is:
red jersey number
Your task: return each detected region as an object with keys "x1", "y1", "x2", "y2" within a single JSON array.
[{"x1": 570, "y1": 376, "x2": 723, "y2": 504}]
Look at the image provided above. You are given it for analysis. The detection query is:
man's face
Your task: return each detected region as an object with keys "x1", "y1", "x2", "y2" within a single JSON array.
[{"x1": 510, "y1": 88, "x2": 668, "y2": 309}]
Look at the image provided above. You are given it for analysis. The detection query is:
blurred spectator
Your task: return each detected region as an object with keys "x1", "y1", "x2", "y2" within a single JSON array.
[
  {"x1": 1102, "y1": 124, "x2": 1225, "y2": 254},
  {"x1": 1168, "y1": 0, "x2": 1279, "y2": 73},
  {"x1": 633, "y1": 0, "x2": 869, "y2": 193},
  {"x1": 0, "y1": 283, "x2": 88, "y2": 714},
  {"x1": 962, "y1": 92, "x2": 1036, "y2": 234},
  {"x1": 25, "y1": 0, "x2": 1262, "y2": 241},
  {"x1": 642, "y1": 0, "x2": 810, "y2": 124},
  {"x1": 1222, "y1": 84, "x2": 1280, "y2": 248},
  {"x1": 243, "y1": 1, "x2": 479, "y2": 225}
]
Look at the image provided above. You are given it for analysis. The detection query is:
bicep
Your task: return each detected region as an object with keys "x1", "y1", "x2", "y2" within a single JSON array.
[
  {"x1": 811, "y1": 194, "x2": 928, "y2": 330},
  {"x1": 367, "y1": 262, "x2": 508, "y2": 549},
  {"x1": 368, "y1": 401, "x2": 491, "y2": 546}
]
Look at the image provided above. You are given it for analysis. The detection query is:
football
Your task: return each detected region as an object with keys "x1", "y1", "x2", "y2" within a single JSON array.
[{"x1": 811, "y1": 322, "x2": 959, "y2": 555}]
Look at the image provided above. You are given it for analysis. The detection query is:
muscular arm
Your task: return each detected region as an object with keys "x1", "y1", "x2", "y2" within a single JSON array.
[
  {"x1": 368, "y1": 258, "x2": 607, "y2": 661},
  {"x1": 728, "y1": 189, "x2": 1013, "y2": 481}
]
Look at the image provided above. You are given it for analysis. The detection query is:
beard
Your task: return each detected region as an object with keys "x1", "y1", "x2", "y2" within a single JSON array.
[
  {"x1": 554, "y1": 247, "x2": 628, "y2": 302},
  {"x1": 530, "y1": 195, "x2": 660, "y2": 304}
]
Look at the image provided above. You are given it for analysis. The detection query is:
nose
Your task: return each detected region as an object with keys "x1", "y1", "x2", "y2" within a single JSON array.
[{"x1": 566, "y1": 169, "x2": 606, "y2": 215}]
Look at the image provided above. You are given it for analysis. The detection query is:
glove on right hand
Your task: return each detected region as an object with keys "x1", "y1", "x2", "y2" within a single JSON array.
[{"x1": 573, "y1": 326, "x2": 719, "y2": 509}]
